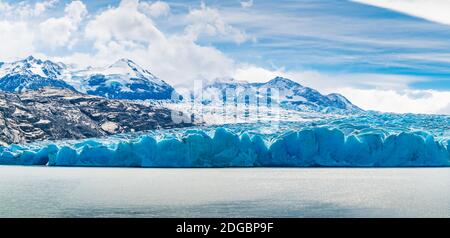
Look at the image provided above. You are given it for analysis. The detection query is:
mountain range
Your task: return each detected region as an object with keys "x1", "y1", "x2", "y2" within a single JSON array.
[
  {"x1": 0, "y1": 56, "x2": 175, "y2": 100},
  {"x1": 0, "y1": 56, "x2": 362, "y2": 113},
  {"x1": 202, "y1": 76, "x2": 362, "y2": 112}
]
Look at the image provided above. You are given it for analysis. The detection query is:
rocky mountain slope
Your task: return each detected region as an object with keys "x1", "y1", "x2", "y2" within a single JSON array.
[{"x1": 0, "y1": 88, "x2": 191, "y2": 145}]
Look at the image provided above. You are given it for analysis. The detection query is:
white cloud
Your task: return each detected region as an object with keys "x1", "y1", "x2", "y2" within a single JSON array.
[
  {"x1": 38, "y1": 1, "x2": 87, "y2": 48},
  {"x1": 233, "y1": 65, "x2": 280, "y2": 83},
  {"x1": 0, "y1": 21, "x2": 35, "y2": 61},
  {"x1": 0, "y1": 1, "x2": 12, "y2": 13},
  {"x1": 0, "y1": 0, "x2": 59, "y2": 19},
  {"x1": 65, "y1": 0, "x2": 87, "y2": 23},
  {"x1": 185, "y1": 2, "x2": 252, "y2": 44},
  {"x1": 438, "y1": 103, "x2": 450, "y2": 115},
  {"x1": 241, "y1": 0, "x2": 254, "y2": 9},
  {"x1": 139, "y1": 1, "x2": 170, "y2": 18},
  {"x1": 145, "y1": 36, "x2": 235, "y2": 87},
  {"x1": 0, "y1": 0, "x2": 236, "y2": 86},
  {"x1": 78, "y1": 0, "x2": 234, "y2": 86},
  {"x1": 34, "y1": 0, "x2": 59, "y2": 16},
  {"x1": 336, "y1": 87, "x2": 450, "y2": 114},
  {"x1": 0, "y1": 1, "x2": 87, "y2": 59},
  {"x1": 51, "y1": 52, "x2": 102, "y2": 69},
  {"x1": 233, "y1": 65, "x2": 422, "y2": 90},
  {"x1": 352, "y1": 0, "x2": 450, "y2": 25},
  {"x1": 85, "y1": 0, "x2": 165, "y2": 45},
  {"x1": 39, "y1": 18, "x2": 75, "y2": 47}
]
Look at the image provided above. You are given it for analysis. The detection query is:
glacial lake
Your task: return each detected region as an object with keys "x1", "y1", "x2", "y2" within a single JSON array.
[{"x1": 0, "y1": 166, "x2": 449, "y2": 218}]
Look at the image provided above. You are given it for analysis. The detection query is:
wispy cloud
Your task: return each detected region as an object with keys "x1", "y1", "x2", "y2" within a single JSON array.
[
  {"x1": 217, "y1": 0, "x2": 450, "y2": 70},
  {"x1": 352, "y1": 0, "x2": 450, "y2": 26},
  {"x1": 241, "y1": 0, "x2": 253, "y2": 9},
  {"x1": 0, "y1": 0, "x2": 59, "y2": 19},
  {"x1": 184, "y1": 2, "x2": 252, "y2": 44}
]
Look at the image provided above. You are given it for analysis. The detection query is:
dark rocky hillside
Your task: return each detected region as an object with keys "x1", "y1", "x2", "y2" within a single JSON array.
[{"x1": 0, "y1": 88, "x2": 192, "y2": 145}]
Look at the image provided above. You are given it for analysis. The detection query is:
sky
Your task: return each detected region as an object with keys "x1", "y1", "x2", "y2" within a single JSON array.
[{"x1": 1, "y1": 0, "x2": 450, "y2": 114}]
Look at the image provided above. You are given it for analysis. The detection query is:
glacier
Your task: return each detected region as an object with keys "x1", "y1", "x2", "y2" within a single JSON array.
[{"x1": 1, "y1": 112, "x2": 449, "y2": 167}]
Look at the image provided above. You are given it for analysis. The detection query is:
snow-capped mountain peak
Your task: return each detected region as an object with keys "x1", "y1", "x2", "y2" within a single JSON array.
[
  {"x1": 112, "y1": 58, "x2": 134, "y2": 66},
  {"x1": 24, "y1": 55, "x2": 39, "y2": 62},
  {"x1": 0, "y1": 56, "x2": 73, "y2": 93},
  {"x1": 326, "y1": 93, "x2": 357, "y2": 110},
  {"x1": 0, "y1": 55, "x2": 66, "y2": 78},
  {"x1": 109, "y1": 58, "x2": 143, "y2": 72},
  {"x1": 67, "y1": 58, "x2": 175, "y2": 100},
  {"x1": 266, "y1": 76, "x2": 302, "y2": 88},
  {"x1": 105, "y1": 58, "x2": 164, "y2": 85}
]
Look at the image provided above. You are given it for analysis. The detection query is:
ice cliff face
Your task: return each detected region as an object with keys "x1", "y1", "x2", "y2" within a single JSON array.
[
  {"x1": 201, "y1": 76, "x2": 362, "y2": 113},
  {"x1": 0, "y1": 88, "x2": 192, "y2": 145},
  {"x1": 1, "y1": 127, "x2": 448, "y2": 167}
]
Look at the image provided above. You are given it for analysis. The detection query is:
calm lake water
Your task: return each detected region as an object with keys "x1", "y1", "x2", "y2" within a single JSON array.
[{"x1": 0, "y1": 166, "x2": 449, "y2": 218}]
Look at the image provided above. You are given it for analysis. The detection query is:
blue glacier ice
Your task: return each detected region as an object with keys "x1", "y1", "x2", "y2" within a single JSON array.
[{"x1": 1, "y1": 112, "x2": 449, "y2": 167}]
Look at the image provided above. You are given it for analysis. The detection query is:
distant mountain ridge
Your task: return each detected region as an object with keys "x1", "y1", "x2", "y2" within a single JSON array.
[{"x1": 202, "y1": 76, "x2": 362, "y2": 112}]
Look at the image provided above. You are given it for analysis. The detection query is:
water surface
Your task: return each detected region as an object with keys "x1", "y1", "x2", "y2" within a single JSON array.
[{"x1": 0, "y1": 166, "x2": 449, "y2": 218}]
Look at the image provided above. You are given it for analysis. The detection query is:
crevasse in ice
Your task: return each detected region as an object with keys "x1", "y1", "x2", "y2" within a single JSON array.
[{"x1": 1, "y1": 111, "x2": 449, "y2": 167}]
